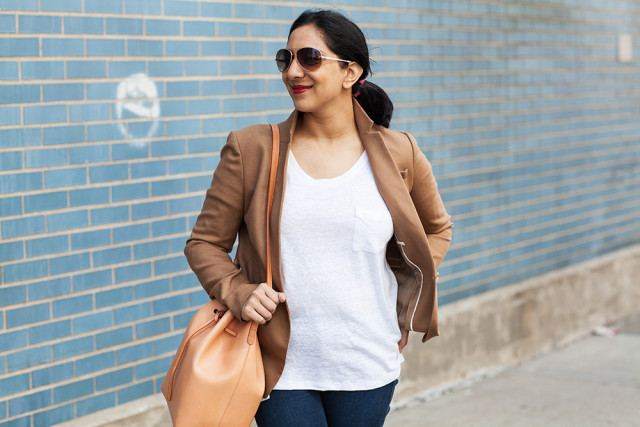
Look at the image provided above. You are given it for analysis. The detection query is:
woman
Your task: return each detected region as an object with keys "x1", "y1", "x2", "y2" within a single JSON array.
[{"x1": 185, "y1": 9, "x2": 453, "y2": 426}]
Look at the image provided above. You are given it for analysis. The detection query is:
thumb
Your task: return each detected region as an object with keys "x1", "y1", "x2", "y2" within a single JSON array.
[{"x1": 278, "y1": 292, "x2": 286, "y2": 302}]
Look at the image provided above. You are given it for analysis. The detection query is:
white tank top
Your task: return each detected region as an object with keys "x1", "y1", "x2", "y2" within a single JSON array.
[{"x1": 274, "y1": 149, "x2": 404, "y2": 391}]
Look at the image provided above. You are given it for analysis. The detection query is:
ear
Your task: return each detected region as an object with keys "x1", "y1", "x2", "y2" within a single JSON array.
[{"x1": 343, "y1": 62, "x2": 364, "y2": 90}]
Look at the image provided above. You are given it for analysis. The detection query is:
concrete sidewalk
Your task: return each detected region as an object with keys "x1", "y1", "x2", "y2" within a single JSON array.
[{"x1": 385, "y1": 311, "x2": 640, "y2": 427}]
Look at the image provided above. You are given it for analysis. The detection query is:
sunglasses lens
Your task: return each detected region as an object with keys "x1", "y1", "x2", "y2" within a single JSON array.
[
  {"x1": 298, "y1": 48, "x2": 323, "y2": 70},
  {"x1": 275, "y1": 49, "x2": 291, "y2": 72}
]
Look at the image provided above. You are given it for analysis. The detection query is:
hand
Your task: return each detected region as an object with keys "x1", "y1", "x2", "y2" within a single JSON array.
[
  {"x1": 398, "y1": 328, "x2": 409, "y2": 353},
  {"x1": 241, "y1": 283, "x2": 286, "y2": 324}
]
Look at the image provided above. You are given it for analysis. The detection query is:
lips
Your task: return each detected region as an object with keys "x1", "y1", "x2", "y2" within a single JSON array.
[{"x1": 292, "y1": 85, "x2": 312, "y2": 94}]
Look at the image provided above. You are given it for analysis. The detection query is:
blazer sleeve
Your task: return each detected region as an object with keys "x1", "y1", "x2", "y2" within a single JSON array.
[
  {"x1": 184, "y1": 130, "x2": 257, "y2": 320},
  {"x1": 405, "y1": 132, "x2": 453, "y2": 269}
]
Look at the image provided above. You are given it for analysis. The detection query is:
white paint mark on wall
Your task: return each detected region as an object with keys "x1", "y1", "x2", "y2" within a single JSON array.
[{"x1": 116, "y1": 73, "x2": 160, "y2": 146}]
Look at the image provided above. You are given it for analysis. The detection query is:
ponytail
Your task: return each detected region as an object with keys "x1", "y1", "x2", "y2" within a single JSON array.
[{"x1": 352, "y1": 80, "x2": 393, "y2": 128}]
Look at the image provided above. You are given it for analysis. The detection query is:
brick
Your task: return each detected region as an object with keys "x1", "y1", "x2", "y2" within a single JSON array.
[
  {"x1": 69, "y1": 144, "x2": 110, "y2": 164},
  {"x1": 219, "y1": 22, "x2": 248, "y2": 37},
  {"x1": 85, "y1": 0, "x2": 122, "y2": 14},
  {"x1": 133, "y1": 240, "x2": 168, "y2": 260},
  {"x1": 44, "y1": 167, "x2": 86, "y2": 189},
  {"x1": 18, "y1": 15, "x2": 61, "y2": 34},
  {"x1": 67, "y1": 60, "x2": 107, "y2": 79},
  {"x1": 3, "y1": 259, "x2": 48, "y2": 283},
  {"x1": 32, "y1": 362, "x2": 74, "y2": 387},
  {"x1": 53, "y1": 378, "x2": 93, "y2": 404},
  {"x1": 25, "y1": 191, "x2": 67, "y2": 213},
  {"x1": 96, "y1": 367, "x2": 133, "y2": 390},
  {"x1": 148, "y1": 60, "x2": 184, "y2": 77},
  {"x1": 0, "y1": 330, "x2": 27, "y2": 352},
  {"x1": 87, "y1": 123, "x2": 123, "y2": 142},
  {"x1": 69, "y1": 104, "x2": 110, "y2": 123},
  {"x1": 0, "y1": 374, "x2": 29, "y2": 398},
  {"x1": 25, "y1": 235, "x2": 69, "y2": 257},
  {"x1": 73, "y1": 269, "x2": 112, "y2": 292},
  {"x1": 116, "y1": 342, "x2": 152, "y2": 364},
  {"x1": 106, "y1": 18, "x2": 143, "y2": 35},
  {"x1": 24, "y1": 104, "x2": 67, "y2": 125},
  {"x1": 112, "y1": 143, "x2": 149, "y2": 161},
  {"x1": 131, "y1": 200, "x2": 167, "y2": 220},
  {"x1": 166, "y1": 40, "x2": 199, "y2": 57},
  {"x1": 188, "y1": 289, "x2": 209, "y2": 307},
  {"x1": 75, "y1": 352, "x2": 115, "y2": 376},
  {"x1": 130, "y1": 160, "x2": 166, "y2": 179},
  {"x1": 87, "y1": 39, "x2": 126, "y2": 57},
  {"x1": 0, "y1": 241, "x2": 23, "y2": 263},
  {"x1": 127, "y1": 39, "x2": 163, "y2": 56},
  {"x1": 28, "y1": 277, "x2": 71, "y2": 301},
  {"x1": 53, "y1": 336, "x2": 93, "y2": 360},
  {"x1": 0, "y1": 214, "x2": 40, "y2": 240},
  {"x1": 96, "y1": 326, "x2": 132, "y2": 349},
  {"x1": 135, "y1": 317, "x2": 170, "y2": 339},
  {"x1": 154, "y1": 333, "x2": 182, "y2": 355},
  {"x1": 43, "y1": 83, "x2": 84, "y2": 102},
  {"x1": 53, "y1": 294, "x2": 93, "y2": 318},
  {"x1": 0, "y1": 196, "x2": 23, "y2": 216},
  {"x1": 33, "y1": 404, "x2": 74, "y2": 426},
  {"x1": 89, "y1": 164, "x2": 128, "y2": 183},
  {"x1": 0, "y1": 62, "x2": 19, "y2": 80},
  {"x1": 112, "y1": 182, "x2": 148, "y2": 202},
  {"x1": 73, "y1": 311, "x2": 113, "y2": 334},
  {"x1": 166, "y1": 118, "x2": 201, "y2": 136},
  {"x1": 0, "y1": 83, "x2": 40, "y2": 103},
  {"x1": 41, "y1": 0, "x2": 82, "y2": 12},
  {"x1": 0, "y1": 37, "x2": 38, "y2": 57},
  {"x1": 0, "y1": 106, "x2": 21, "y2": 125},
  {"x1": 183, "y1": 20, "x2": 214, "y2": 37},
  {"x1": 71, "y1": 229, "x2": 110, "y2": 250},
  {"x1": 200, "y1": 2, "x2": 231, "y2": 17},
  {"x1": 153, "y1": 294, "x2": 188, "y2": 316},
  {"x1": 151, "y1": 139, "x2": 186, "y2": 157},
  {"x1": 135, "y1": 356, "x2": 170, "y2": 379},
  {"x1": 0, "y1": 151, "x2": 21, "y2": 170},
  {"x1": 171, "y1": 273, "x2": 197, "y2": 290},
  {"x1": 115, "y1": 262, "x2": 151, "y2": 284},
  {"x1": 64, "y1": 16, "x2": 103, "y2": 34},
  {"x1": 113, "y1": 223, "x2": 149, "y2": 244},
  {"x1": 7, "y1": 345, "x2": 51, "y2": 372},
  {"x1": 114, "y1": 302, "x2": 151, "y2": 325},
  {"x1": 146, "y1": 19, "x2": 180, "y2": 36},
  {"x1": 108, "y1": 60, "x2": 146, "y2": 78},
  {"x1": 86, "y1": 82, "x2": 118, "y2": 100},
  {"x1": 151, "y1": 218, "x2": 186, "y2": 237},
  {"x1": 96, "y1": 286, "x2": 133, "y2": 309},
  {"x1": 77, "y1": 392, "x2": 115, "y2": 417},
  {"x1": 185, "y1": 59, "x2": 219, "y2": 76},
  {"x1": 135, "y1": 278, "x2": 170, "y2": 299},
  {"x1": 47, "y1": 210, "x2": 89, "y2": 232},
  {"x1": 187, "y1": 174, "x2": 213, "y2": 192},
  {"x1": 29, "y1": 319, "x2": 71, "y2": 344},
  {"x1": 91, "y1": 205, "x2": 129, "y2": 226},
  {"x1": 25, "y1": 148, "x2": 68, "y2": 168},
  {"x1": 187, "y1": 99, "x2": 220, "y2": 115},
  {"x1": 93, "y1": 246, "x2": 131, "y2": 267},
  {"x1": 8, "y1": 390, "x2": 51, "y2": 417},
  {"x1": 49, "y1": 252, "x2": 91, "y2": 275},
  {"x1": 164, "y1": 0, "x2": 198, "y2": 16},
  {"x1": 125, "y1": 0, "x2": 161, "y2": 15},
  {"x1": 200, "y1": 41, "x2": 232, "y2": 57},
  {"x1": 43, "y1": 125, "x2": 85, "y2": 145},
  {"x1": 117, "y1": 380, "x2": 154, "y2": 404},
  {"x1": 235, "y1": 41, "x2": 264, "y2": 56},
  {"x1": 151, "y1": 178, "x2": 185, "y2": 197},
  {"x1": 0, "y1": 0, "x2": 37, "y2": 10}
]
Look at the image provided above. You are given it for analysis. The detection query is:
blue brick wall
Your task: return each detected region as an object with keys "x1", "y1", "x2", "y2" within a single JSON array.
[{"x1": 1, "y1": 0, "x2": 640, "y2": 425}]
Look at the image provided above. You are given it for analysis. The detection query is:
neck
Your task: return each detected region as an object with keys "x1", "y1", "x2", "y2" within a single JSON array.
[{"x1": 296, "y1": 98, "x2": 358, "y2": 142}]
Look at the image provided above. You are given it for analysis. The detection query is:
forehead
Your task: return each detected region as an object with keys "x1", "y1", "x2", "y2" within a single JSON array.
[{"x1": 286, "y1": 25, "x2": 331, "y2": 52}]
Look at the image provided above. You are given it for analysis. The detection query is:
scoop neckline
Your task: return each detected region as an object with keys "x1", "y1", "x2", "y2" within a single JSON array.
[{"x1": 288, "y1": 150, "x2": 368, "y2": 185}]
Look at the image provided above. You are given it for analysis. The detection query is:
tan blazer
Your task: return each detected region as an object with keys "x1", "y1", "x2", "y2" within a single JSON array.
[{"x1": 185, "y1": 99, "x2": 453, "y2": 398}]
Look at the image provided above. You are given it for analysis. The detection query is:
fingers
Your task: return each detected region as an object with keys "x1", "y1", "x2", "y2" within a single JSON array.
[{"x1": 241, "y1": 283, "x2": 286, "y2": 324}]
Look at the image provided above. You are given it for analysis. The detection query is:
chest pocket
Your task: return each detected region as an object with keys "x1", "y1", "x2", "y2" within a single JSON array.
[{"x1": 352, "y1": 207, "x2": 393, "y2": 253}]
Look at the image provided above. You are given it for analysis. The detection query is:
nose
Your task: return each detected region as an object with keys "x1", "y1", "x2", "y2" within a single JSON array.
[{"x1": 285, "y1": 54, "x2": 305, "y2": 79}]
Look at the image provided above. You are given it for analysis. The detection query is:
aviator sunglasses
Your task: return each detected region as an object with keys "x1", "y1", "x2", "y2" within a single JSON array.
[{"x1": 275, "y1": 47, "x2": 352, "y2": 72}]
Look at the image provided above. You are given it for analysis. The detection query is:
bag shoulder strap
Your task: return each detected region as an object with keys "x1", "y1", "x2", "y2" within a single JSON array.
[{"x1": 265, "y1": 124, "x2": 279, "y2": 289}]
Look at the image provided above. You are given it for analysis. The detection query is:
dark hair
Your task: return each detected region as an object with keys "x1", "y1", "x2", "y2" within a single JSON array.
[{"x1": 289, "y1": 9, "x2": 393, "y2": 128}]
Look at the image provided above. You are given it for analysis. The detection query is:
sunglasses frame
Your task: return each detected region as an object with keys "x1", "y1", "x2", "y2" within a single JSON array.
[{"x1": 275, "y1": 47, "x2": 352, "y2": 73}]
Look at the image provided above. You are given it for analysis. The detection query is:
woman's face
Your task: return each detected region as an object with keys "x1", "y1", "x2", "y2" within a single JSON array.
[{"x1": 282, "y1": 25, "x2": 353, "y2": 114}]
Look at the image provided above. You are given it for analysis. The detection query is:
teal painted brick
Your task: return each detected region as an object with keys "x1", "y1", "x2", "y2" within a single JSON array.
[
  {"x1": 151, "y1": 139, "x2": 186, "y2": 157},
  {"x1": 43, "y1": 83, "x2": 84, "y2": 102},
  {"x1": 170, "y1": 158, "x2": 203, "y2": 175},
  {"x1": 0, "y1": 151, "x2": 21, "y2": 170},
  {"x1": 64, "y1": 16, "x2": 103, "y2": 34},
  {"x1": 135, "y1": 356, "x2": 170, "y2": 379},
  {"x1": 0, "y1": 62, "x2": 19, "y2": 80},
  {"x1": 184, "y1": 59, "x2": 218, "y2": 76},
  {"x1": 135, "y1": 277, "x2": 170, "y2": 299},
  {"x1": 49, "y1": 252, "x2": 91, "y2": 275},
  {"x1": 125, "y1": 0, "x2": 161, "y2": 15},
  {"x1": 115, "y1": 262, "x2": 151, "y2": 283},
  {"x1": 0, "y1": 241, "x2": 23, "y2": 263},
  {"x1": 26, "y1": 235, "x2": 68, "y2": 257},
  {"x1": 69, "y1": 144, "x2": 110, "y2": 164},
  {"x1": 0, "y1": 330, "x2": 27, "y2": 351},
  {"x1": 112, "y1": 182, "x2": 148, "y2": 202},
  {"x1": 45, "y1": 167, "x2": 86, "y2": 188},
  {"x1": 75, "y1": 352, "x2": 115, "y2": 376},
  {"x1": 24, "y1": 105, "x2": 67, "y2": 124},
  {"x1": 151, "y1": 217, "x2": 186, "y2": 237},
  {"x1": 0, "y1": 196, "x2": 22, "y2": 216},
  {"x1": 153, "y1": 294, "x2": 188, "y2": 316},
  {"x1": 148, "y1": 60, "x2": 184, "y2": 77},
  {"x1": 8, "y1": 390, "x2": 51, "y2": 417},
  {"x1": 114, "y1": 302, "x2": 151, "y2": 324},
  {"x1": 33, "y1": 404, "x2": 74, "y2": 426},
  {"x1": 118, "y1": 380, "x2": 154, "y2": 404},
  {"x1": 3, "y1": 259, "x2": 47, "y2": 283},
  {"x1": 146, "y1": 19, "x2": 180, "y2": 36},
  {"x1": 18, "y1": 15, "x2": 61, "y2": 34},
  {"x1": 112, "y1": 143, "x2": 148, "y2": 161},
  {"x1": 43, "y1": 125, "x2": 85, "y2": 145},
  {"x1": 32, "y1": 362, "x2": 73, "y2": 387},
  {"x1": 96, "y1": 326, "x2": 132, "y2": 349},
  {"x1": 96, "y1": 367, "x2": 133, "y2": 391},
  {"x1": 200, "y1": 41, "x2": 232, "y2": 56},
  {"x1": 96, "y1": 286, "x2": 133, "y2": 309},
  {"x1": 41, "y1": 0, "x2": 82, "y2": 12},
  {"x1": 0, "y1": 84, "x2": 39, "y2": 104},
  {"x1": 202, "y1": 80, "x2": 234, "y2": 96},
  {"x1": 77, "y1": 392, "x2": 115, "y2": 417},
  {"x1": 236, "y1": 78, "x2": 265, "y2": 94},
  {"x1": 220, "y1": 59, "x2": 248, "y2": 76},
  {"x1": 48, "y1": 210, "x2": 89, "y2": 232},
  {"x1": 150, "y1": 178, "x2": 185, "y2": 197},
  {"x1": 167, "y1": 81, "x2": 199, "y2": 97},
  {"x1": 0, "y1": 37, "x2": 39, "y2": 57},
  {"x1": 219, "y1": 22, "x2": 248, "y2": 37},
  {"x1": 87, "y1": 39, "x2": 126, "y2": 57},
  {"x1": 172, "y1": 273, "x2": 197, "y2": 291},
  {"x1": 73, "y1": 269, "x2": 112, "y2": 291},
  {"x1": 116, "y1": 342, "x2": 152, "y2": 364},
  {"x1": 88, "y1": 123, "x2": 123, "y2": 142},
  {"x1": 7, "y1": 345, "x2": 51, "y2": 372},
  {"x1": 155, "y1": 255, "x2": 188, "y2": 275},
  {"x1": 113, "y1": 223, "x2": 149, "y2": 244},
  {"x1": 70, "y1": 187, "x2": 109, "y2": 207},
  {"x1": 87, "y1": 82, "x2": 118, "y2": 100},
  {"x1": 71, "y1": 229, "x2": 111, "y2": 250},
  {"x1": 73, "y1": 311, "x2": 113, "y2": 334},
  {"x1": 42, "y1": 37, "x2": 84, "y2": 56},
  {"x1": 200, "y1": 2, "x2": 231, "y2": 17},
  {"x1": 188, "y1": 174, "x2": 214, "y2": 192},
  {"x1": 25, "y1": 191, "x2": 68, "y2": 213},
  {"x1": 53, "y1": 336, "x2": 94, "y2": 360},
  {"x1": 84, "y1": 0, "x2": 122, "y2": 14},
  {"x1": 235, "y1": 41, "x2": 264, "y2": 56},
  {"x1": 166, "y1": 40, "x2": 199, "y2": 57},
  {"x1": 93, "y1": 246, "x2": 131, "y2": 267},
  {"x1": 127, "y1": 39, "x2": 163, "y2": 56},
  {"x1": 67, "y1": 60, "x2": 107, "y2": 79},
  {"x1": 53, "y1": 294, "x2": 92, "y2": 318},
  {"x1": 166, "y1": 118, "x2": 200, "y2": 136},
  {"x1": 165, "y1": 0, "x2": 198, "y2": 16},
  {"x1": 107, "y1": 18, "x2": 143, "y2": 35},
  {"x1": 183, "y1": 20, "x2": 215, "y2": 37},
  {"x1": 0, "y1": 106, "x2": 20, "y2": 125},
  {"x1": 154, "y1": 333, "x2": 181, "y2": 355},
  {"x1": 189, "y1": 289, "x2": 209, "y2": 306},
  {"x1": 131, "y1": 200, "x2": 167, "y2": 220},
  {"x1": 0, "y1": 374, "x2": 29, "y2": 398},
  {"x1": 1, "y1": 216, "x2": 45, "y2": 239},
  {"x1": 135, "y1": 317, "x2": 170, "y2": 339},
  {"x1": 108, "y1": 60, "x2": 146, "y2": 78},
  {"x1": 0, "y1": 0, "x2": 37, "y2": 10},
  {"x1": 133, "y1": 240, "x2": 168, "y2": 260},
  {"x1": 29, "y1": 319, "x2": 71, "y2": 344},
  {"x1": 91, "y1": 205, "x2": 129, "y2": 226},
  {"x1": 28, "y1": 277, "x2": 71, "y2": 301},
  {"x1": 25, "y1": 148, "x2": 68, "y2": 168},
  {"x1": 89, "y1": 164, "x2": 128, "y2": 183},
  {"x1": 234, "y1": 3, "x2": 263, "y2": 18},
  {"x1": 53, "y1": 378, "x2": 93, "y2": 404}
]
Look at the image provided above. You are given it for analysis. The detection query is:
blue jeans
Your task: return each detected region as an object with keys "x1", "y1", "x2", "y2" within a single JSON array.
[{"x1": 254, "y1": 378, "x2": 399, "y2": 427}]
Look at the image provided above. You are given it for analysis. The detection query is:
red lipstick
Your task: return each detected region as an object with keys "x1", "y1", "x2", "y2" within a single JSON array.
[{"x1": 292, "y1": 85, "x2": 312, "y2": 94}]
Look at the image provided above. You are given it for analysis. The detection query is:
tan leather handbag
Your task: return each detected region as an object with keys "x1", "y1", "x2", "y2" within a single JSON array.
[{"x1": 161, "y1": 124, "x2": 281, "y2": 427}]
